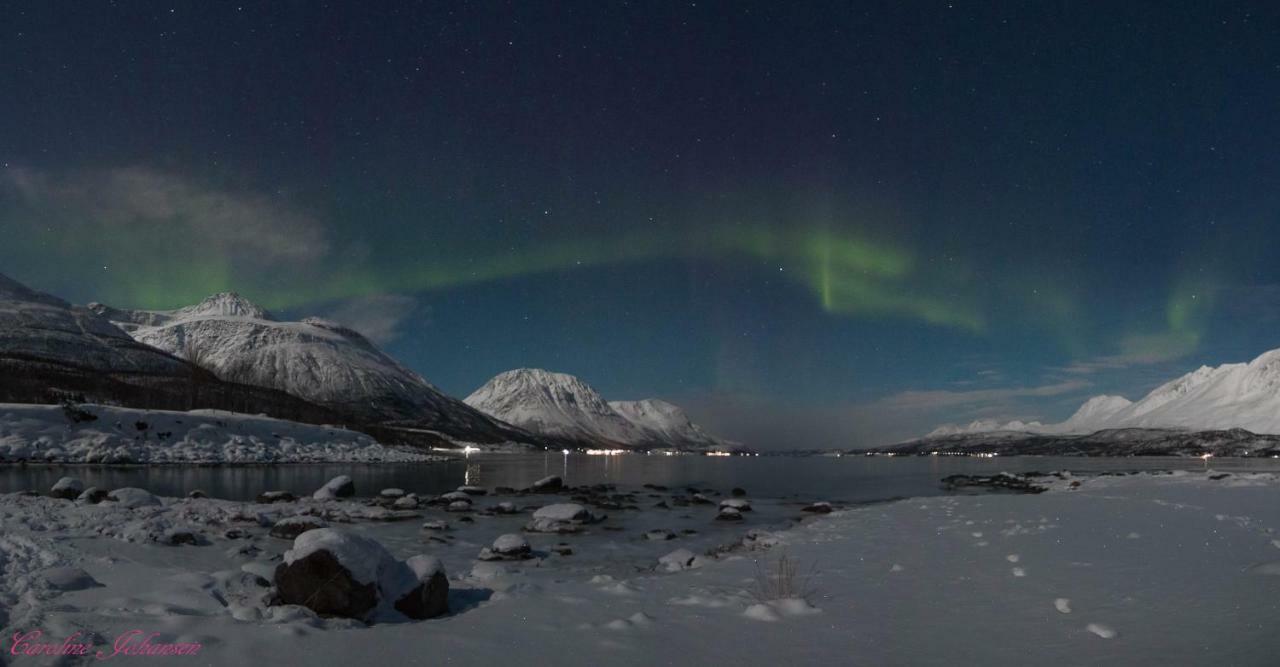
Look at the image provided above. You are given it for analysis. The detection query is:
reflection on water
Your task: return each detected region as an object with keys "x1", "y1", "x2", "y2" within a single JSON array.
[{"x1": 2, "y1": 453, "x2": 1279, "y2": 502}]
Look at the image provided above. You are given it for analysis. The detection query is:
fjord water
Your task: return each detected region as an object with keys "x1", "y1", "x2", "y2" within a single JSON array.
[{"x1": 4, "y1": 453, "x2": 1280, "y2": 501}]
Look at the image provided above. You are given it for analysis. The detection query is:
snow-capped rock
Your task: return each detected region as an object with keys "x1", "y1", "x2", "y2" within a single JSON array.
[
  {"x1": 275, "y1": 528, "x2": 448, "y2": 621},
  {"x1": 465, "y1": 368, "x2": 729, "y2": 449},
  {"x1": 93, "y1": 292, "x2": 533, "y2": 445}
]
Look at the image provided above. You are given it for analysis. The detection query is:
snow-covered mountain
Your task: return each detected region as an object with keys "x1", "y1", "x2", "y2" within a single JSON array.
[
  {"x1": 91, "y1": 293, "x2": 534, "y2": 445},
  {"x1": 0, "y1": 272, "x2": 190, "y2": 377},
  {"x1": 465, "y1": 368, "x2": 729, "y2": 449},
  {"x1": 0, "y1": 273, "x2": 337, "y2": 422},
  {"x1": 925, "y1": 347, "x2": 1280, "y2": 438},
  {"x1": 610, "y1": 399, "x2": 727, "y2": 449}
]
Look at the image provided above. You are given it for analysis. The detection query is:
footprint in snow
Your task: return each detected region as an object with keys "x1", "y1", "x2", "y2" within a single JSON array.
[
  {"x1": 1054, "y1": 598, "x2": 1072, "y2": 614},
  {"x1": 1011, "y1": 567, "x2": 1026, "y2": 577},
  {"x1": 1086, "y1": 623, "x2": 1117, "y2": 639},
  {"x1": 1126, "y1": 532, "x2": 1141, "y2": 539},
  {"x1": 971, "y1": 532, "x2": 983, "y2": 538},
  {"x1": 890, "y1": 564, "x2": 904, "y2": 572},
  {"x1": 1006, "y1": 554, "x2": 1020, "y2": 563}
]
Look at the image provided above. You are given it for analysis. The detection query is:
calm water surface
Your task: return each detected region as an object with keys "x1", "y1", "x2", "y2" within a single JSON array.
[{"x1": 3, "y1": 453, "x2": 1279, "y2": 502}]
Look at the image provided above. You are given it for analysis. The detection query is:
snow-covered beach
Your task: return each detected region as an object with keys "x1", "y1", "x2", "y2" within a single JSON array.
[{"x1": 1, "y1": 470, "x2": 1277, "y2": 665}]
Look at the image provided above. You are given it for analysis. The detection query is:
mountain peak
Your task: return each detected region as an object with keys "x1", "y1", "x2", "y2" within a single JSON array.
[{"x1": 184, "y1": 292, "x2": 273, "y2": 320}]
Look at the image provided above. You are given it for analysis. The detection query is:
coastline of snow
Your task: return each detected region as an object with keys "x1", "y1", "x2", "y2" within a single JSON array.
[
  {"x1": 0, "y1": 403, "x2": 443, "y2": 463},
  {"x1": 0, "y1": 470, "x2": 1277, "y2": 664}
]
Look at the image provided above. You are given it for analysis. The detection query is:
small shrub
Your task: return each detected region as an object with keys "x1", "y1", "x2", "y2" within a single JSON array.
[{"x1": 750, "y1": 552, "x2": 818, "y2": 603}]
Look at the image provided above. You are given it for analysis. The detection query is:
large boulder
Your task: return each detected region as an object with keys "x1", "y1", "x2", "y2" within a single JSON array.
[
  {"x1": 719, "y1": 498, "x2": 752, "y2": 512},
  {"x1": 274, "y1": 529, "x2": 449, "y2": 622},
  {"x1": 525, "y1": 503, "x2": 595, "y2": 533},
  {"x1": 49, "y1": 477, "x2": 84, "y2": 500},
  {"x1": 106, "y1": 487, "x2": 162, "y2": 508},
  {"x1": 313, "y1": 476, "x2": 355, "y2": 500}
]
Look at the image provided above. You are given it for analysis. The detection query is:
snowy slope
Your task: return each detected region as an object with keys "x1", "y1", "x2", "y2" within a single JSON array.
[
  {"x1": 92, "y1": 294, "x2": 532, "y2": 445},
  {"x1": 926, "y1": 347, "x2": 1280, "y2": 437},
  {"x1": 465, "y1": 369, "x2": 727, "y2": 449},
  {"x1": 0, "y1": 403, "x2": 436, "y2": 463},
  {"x1": 0, "y1": 272, "x2": 190, "y2": 377},
  {"x1": 610, "y1": 399, "x2": 726, "y2": 449}
]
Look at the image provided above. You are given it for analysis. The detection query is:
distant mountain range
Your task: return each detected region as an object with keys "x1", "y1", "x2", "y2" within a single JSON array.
[
  {"x1": 0, "y1": 272, "x2": 726, "y2": 451},
  {"x1": 903, "y1": 347, "x2": 1280, "y2": 456},
  {"x1": 464, "y1": 368, "x2": 733, "y2": 450},
  {"x1": 929, "y1": 348, "x2": 1280, "y2": 438}
]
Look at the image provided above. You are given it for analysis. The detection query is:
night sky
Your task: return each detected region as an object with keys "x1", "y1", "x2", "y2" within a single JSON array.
[{"x1": 3, "y1": 2, "x2": 1280, "y2": 447}]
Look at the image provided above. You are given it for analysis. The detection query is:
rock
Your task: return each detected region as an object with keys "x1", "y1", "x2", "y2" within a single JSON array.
[
  {"x1": 658, "y1": 548, "x2": 706, "y2": 572},
  {"x1": 394, "y1": 555, "x2": 449, "y2": 620},
  {"x1": 275, "y1": 540, "x2": 380, "y2": 620},
  {"x1": 40, "y1": 566, "x2": 100, "y2": 591},
  {"x1": 494, "y1": 501, "x2": 518, "y2": 514},
  {"x1": 719, "y1": 498, "x2": 752, "y2": 512},
  {"x1": 457, "y1": 516, "x2": 474, "y2": 524},
  {"x1": 49, "y1": 476, "x2": 84, "y2": 500},
  {"x1": 256, "y1": 490, "x2": 296, "y2": 504},
  {"x1": 274, "y1": 529, "x2": 445, "y2": 621},
  {"x1": 446, "y1": 500, "x2": 472, "y2": 513},
  {"x1": 494, "y1": 486, "x2": 518, "y2": 495},
  {"x1": 457, "y1": 485, "x2": 488, "y2": 496},
  {"x1": 653, "y1": 500, "x2": 670, "y2": 509},
  {"x1": 313, "y1": 475, "x2": 355, "y2": 500},
  {"x1": 643, "y1": 483, "x2": 669, "y2": 491},
  {"x1": 188, "y1": 489, "x2": 208, "y2": 499},
  {"x1": 525, "y1": 503, "x2": 595, "y2": 533},
  {"x1": 77, "y1": 487, "x2": 109, "y2": 504},
  {"x1": 439, "y1": 491, "x2": 471, "y2": 504},
  {"x1": 731, "y1": 487, "x2": 747, "y2": 497},
  {"x1": 223, "y1": 528, "x2": 249, "y2": 539},
  {"x1": 550, "y1": 543, "x2": 573, "y2": 556},
  {"x1": 106, "y1": 487, "x2": 161, "y2": 508},
  {"x1": 379, "y1": 488, "x2": 406, "y2": 500},
  {"x1": 393, "y1": 494, "x2": 420, "y2": 510},
  {"x1": 741, "y1": 529, "x2": 782, "y2": 550},
  {"x1": 716, "y1": 507, "x2": 744, "y2": 521},
  {"x1": 164, "y1": 529, "x2": 201, "y2": 546},
  {"x1": 940, "y1": 473, "x2": 1047, "y2": 494},
  {"x1": 645, "y1": 529, "x2": 676, "y2": 541},
  {"x1": 479, "y1": 533, "x2": 533, "y2": 561},
  {"x1": 270, "y1": 516, "x2": 329, "y2": 539},
  {"x1": 690, "y1": 493, "x2": 714, "y2": 505},
  {"x1": 420, "y1": 519, "x2": 449, "y2": 531},
  {"x1": 530, "y1": 475, "x2": 564, "y2": 493},
  {"x1": 801, "y1": 502, "x2": 833, "y2": 514}
]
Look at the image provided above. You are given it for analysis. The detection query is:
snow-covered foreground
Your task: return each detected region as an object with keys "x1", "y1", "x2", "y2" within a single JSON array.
[
  {"x1": 2, "y1": 471, "x2": 1278, "y2": 665},
  {"x1": 0, "y1": 403, "x2": 442, "y2": 463}
]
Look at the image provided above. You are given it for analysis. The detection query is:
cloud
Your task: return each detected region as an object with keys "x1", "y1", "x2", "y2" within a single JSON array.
[
  {"x1": 5, "y1": 166, "x2": 330, "y2": 265},
  {"x1": 320, "y1": 294, "x2": 421, "y2": 345},
  {"x1": 867, "y1": 380, "x2": 1092, "y2": 412},
  {"x1": 1054, "y1": 330, "x2": 1200, "y2": 375},
  {"x1": 1, "y1": 166, "x2": 333, "y2": 307}
]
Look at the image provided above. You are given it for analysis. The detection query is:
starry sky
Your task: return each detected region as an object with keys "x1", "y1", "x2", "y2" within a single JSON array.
[{"x1": 3, "y1": 2, "x2": 1280, "y2": 447}]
